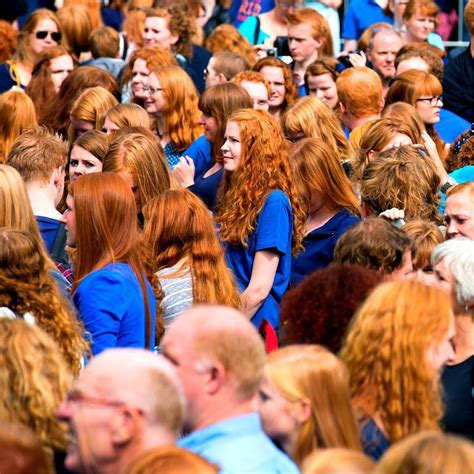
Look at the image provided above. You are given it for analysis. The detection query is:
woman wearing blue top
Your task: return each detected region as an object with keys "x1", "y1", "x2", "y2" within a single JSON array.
[
  {"x1": 173, "y1": 83, "x2": 252, "y2": 210},
  {"x1": 289, "y1": 137, "x2": 361, "y2": 286},
  {"x1": 62, "y1": 172, "x2": 158, "y2": 355},
  {"x1": 215, "y1": 109, "x2": 305, "y2": 329}
]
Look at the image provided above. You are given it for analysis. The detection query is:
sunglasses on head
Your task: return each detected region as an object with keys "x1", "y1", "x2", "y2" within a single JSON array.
[{"x1": 35, "y1": 30, "x2": 61, "y2": 42}]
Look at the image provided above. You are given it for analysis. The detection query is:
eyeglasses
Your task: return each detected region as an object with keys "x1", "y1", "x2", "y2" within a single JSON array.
[
  {"x1": 35, "y1": 30, "x2": 61, "y2": 42},
  {"x1": 142, "y1": 86, "x2": 163, "y2": 94},
  {"x1": 416, "y1": 96, "x2": 443, "y2": 106}
]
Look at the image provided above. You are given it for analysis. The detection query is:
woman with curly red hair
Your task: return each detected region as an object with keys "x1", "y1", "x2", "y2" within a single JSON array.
[
  {"x1": 340, "y1": 280, "x2": 456, "y2": 460},
  {"x1": 216, "y1": 109, "x2": 305, "y2": 329}
]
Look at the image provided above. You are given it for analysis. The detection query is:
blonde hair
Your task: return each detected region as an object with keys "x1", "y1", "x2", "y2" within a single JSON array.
[
  {"x1": 340, "y1": 281, "x2": 452, "y2": 443},
  {"x1": 265, "y1": 346, "x2": 362, "y2": 465},
  {"x1": 105, "y1": 103, "x2": 150, "y2": 130},
  {"x1": 283, "y1": 97, "x2": 353, "y2": 162},
  {"x1": 375, "y1": 431, "x2": 474, "y2": 474},
  {"x1": 0, "y1": 91, "x2": 37, "y2": 163},
  {"x1": 302, "y1": 448, "x2": 375, "y2": 474}
]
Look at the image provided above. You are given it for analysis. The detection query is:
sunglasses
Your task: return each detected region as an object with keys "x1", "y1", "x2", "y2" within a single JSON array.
[{"x1": 35, "y1": 30, "x2": 61, "y2": 42}]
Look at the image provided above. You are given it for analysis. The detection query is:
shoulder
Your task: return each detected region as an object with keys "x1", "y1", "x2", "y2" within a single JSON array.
[
  {"x1": 264, "y1": 189, "x2": 291, "y2": 207},
  {"x1": 77, "y1": 264, "x2": 133, "y2": 291}
]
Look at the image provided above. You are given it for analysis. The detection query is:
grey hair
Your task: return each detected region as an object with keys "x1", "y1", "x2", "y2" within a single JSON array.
[
  {"x1": 431, "y1": 239, "x2": 474, "y2": 307},
  {"x1": 368, "y1": 25, "x2": 402, "y2": 50}
]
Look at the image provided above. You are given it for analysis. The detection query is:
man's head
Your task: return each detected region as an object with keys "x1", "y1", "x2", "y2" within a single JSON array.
[
  {"x1": 334, "y1": 218, "x2": 415, "y2": 280},
  {"x1": 336, "y1": 67, "x2": 383, "y2": 127},
  {"x1": 57, "y1": 349, "x2": 185, "y2": 474},
  {"x1": 366, "y1": 26, "x2": 403, "y2": 83},
  {"x1": 7, "y1": 126, "x2": 67, "y2": 205},
  {"x1": 205, "y1": 51, "x2": 249, "y2": 88},
  {"x1": 395, "y1": 43, "x2": 444, "y2": 81},
  {"x1": 232, "y1": 70, "x2": 270, "y2": 111},
  {"x1": 89, "y1": 26, "x2": 120, "y2": 59},
  {"x1": 161, "y1": 305, "x2": 266, "y2": 433}
]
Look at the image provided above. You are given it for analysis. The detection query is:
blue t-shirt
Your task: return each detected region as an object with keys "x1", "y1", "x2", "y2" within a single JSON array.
[
  {"x1": 178, "y1": 413, "x2": 299, "y2": 474},
  {"x1": 229, "y1": 0, "x2": 275, "y2": 28},
  {"x1": 342, "y1": 0, "x2": 394, "y2": 41},
  {"x1": 239, "y1": 15, "x2": 271, "y2": 45},
  {"x1": 73, "y1": 262, "x2": 156, "y2": 355},
  {"x1": 0, "y1": 63, "x2": 22, "y2": 93},
  {"x1": 290, "y1": 208, "x2": 360, "y2": 287},
  {"x1": 435, "y1": 108, "x2": 470, "y2": 144},
  {"x1": 360, "y1": 418, "x2": 390, "y2": 461},
  {"x1": 183, "y1": 135, "x2": 213, "y2": 178},
  {"x1": 224, "y1": 190, "x2": 293, "y2": 329},
  {"x1": 189, "y1": 162, "x2": 223, "y2": 210}
]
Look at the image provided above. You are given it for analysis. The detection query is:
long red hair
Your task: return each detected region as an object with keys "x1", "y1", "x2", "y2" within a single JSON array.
[{"x1": 69, "y1": 172, "x2": 158, "y2": 344}]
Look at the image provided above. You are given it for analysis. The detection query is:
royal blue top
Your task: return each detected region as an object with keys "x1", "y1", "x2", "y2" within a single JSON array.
[
  {"x1": 0, "y1": 63, "x2": 21, "y2": 93},
  {"x1": 360, "y1": 418, "x2": 390, "y2": 461},
  {"x1": 183, "y1": 135, "x2": 213, "y2": 178},
  {"x1": 73, "y1": 262, "x2": 156, "y2": 355},
  {"x1": 189, "y1": 162, "x2": 224, "y2": 210},
  {"x1": 435, "y1": 108, "x2": 470, "y2": 144},
  {"x1": 224, "y1": 190, "x2": 293, "y2": 329},
  {"x1": 342, "y1": 0, "x2": 393, "y2": 41},
  {"x1": 290, "y1": 209, "x2": 360, "y2": 287},
  {"x1": 229, "y1": 0, "x2": 275, "y2": 28},
  {"x1": 178, "y1": 413, "x2": 299, "y2": 474}
]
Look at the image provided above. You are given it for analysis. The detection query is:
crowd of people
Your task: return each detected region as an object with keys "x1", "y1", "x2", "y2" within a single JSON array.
[{"x1": 0, "y1": 0, "x2": 473, "y2": 473}]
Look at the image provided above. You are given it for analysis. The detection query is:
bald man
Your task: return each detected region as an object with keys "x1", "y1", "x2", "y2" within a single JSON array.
[
  {"x1": 57, "y1": 349, "x2": 185, "y2": 474},
  {"x1": 161, "y1": 305, "x2": 299, "y2": 474}
]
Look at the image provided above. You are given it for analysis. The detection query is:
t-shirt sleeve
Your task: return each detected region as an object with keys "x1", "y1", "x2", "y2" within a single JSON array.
[
  {"x1": 238, "y1": 16, "x2": 259, "y2": 44},
  {"x1": 74, "y1": 270, "x2": 127, "y2": 356},
  {"x1": 183, "y1": 136, "x2": 213, "y2": 177},
  {"x1": 254, "y1": 192, "x2": 292, "y2": 255}
]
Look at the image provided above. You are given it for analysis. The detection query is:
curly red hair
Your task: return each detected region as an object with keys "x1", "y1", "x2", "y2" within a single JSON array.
[{"x1": 215, "y1": 109, "x2": 305, "y2": 254}]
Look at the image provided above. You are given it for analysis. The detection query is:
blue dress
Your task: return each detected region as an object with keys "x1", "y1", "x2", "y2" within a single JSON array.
[
  {"x1": 73, "y1": 262, "x2": 156, "y2": 355},
  {"x1": 224, "y1": 190, "x2": 293, "y2": 329}
]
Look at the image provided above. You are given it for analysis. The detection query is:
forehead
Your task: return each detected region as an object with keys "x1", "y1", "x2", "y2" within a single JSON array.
[
  {"x1": 373, "y1": 31, "x2": 403, "y2": 49},
  {"x1": 50, "y1": 54, "x2": 73, "y2": 69},
  {"x1": 147, "y1": 72, "x2": 161, "y2": 86},
  {"x1": 397, "y1": 56, "x2": 430, "y2": 73},
  {"x1": 161, "y1": 320, "x2": 197, "y2": 358},
  {"x1": 288, "y1": 22, "x2": 315, "y2": 38},
  {"x1": 146, "y1": 16, "x2": 169, "y2": 30},
  {"x1": 225, "y1": 120, "x2": 240, "y2": 135},
  {"x1": 308, "y1": 73, "x2": 334, "y2": 86},
  {"x1": 71, "y1": 145, "x2": 99, "y2": 162},
  {"x1": 34, "y1": 18, "x2": 58, "y2": 32},
  {"x1": 241, "y1": 80, "x2": 268, "y2": 98},
  {"x1": 133, "y1": 58, "x2": 149, "y2": 72},
  {"x1": 446, "y1": 191, "x2": 474, "y2": 214},
  {"x1": 260, "y1": 66, "x2": 284, "y2": 82}
]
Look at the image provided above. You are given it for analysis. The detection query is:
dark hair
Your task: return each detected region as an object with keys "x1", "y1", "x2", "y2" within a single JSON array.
[{"x1": 280, "y1": 264, "x2": 383, "y2": 353}]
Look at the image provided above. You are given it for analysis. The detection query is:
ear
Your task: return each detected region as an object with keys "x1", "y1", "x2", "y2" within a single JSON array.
[
  {"x1": 110, "y1": 407, "x2": 141, "y2": 446},
  {"x1": 204, "y1": 361, "x2": 226, "y2": 396},
  {"x1": 217, "y1": 73, "x2": 227, "y2": 84},
  {"x1": 379, "y1": 96, "x2": 385, "y2": 112},
  {"x1": 52, "y1": 167, "x2": 64, "y2": 187},
  {"x1": 339, "y1": 101, "x2": 346, "y2": 116},
  {"x1": 169, "y1": 32, "x2": 179, "y2": 46},
  {"x1": 293, "y1": 398, "x2": 312, "y2": 424},
  {"x1": 366, "y1": 48, "x2": 373, "y2": 62},
  {"x1": 368, "y1": 149, "x2": 377, "y2": 161},
  {"x1": 315, "y1": 36, "x2": 324, "y2": 50}
]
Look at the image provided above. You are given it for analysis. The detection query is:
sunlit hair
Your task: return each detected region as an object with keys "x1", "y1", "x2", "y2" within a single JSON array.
[
  {"x1": 105, "y1": 103, "x2": 150, "y2": 130},
  {"x1": 305, "y1": 56, "x2": 340, "y2": 83},
  {"x1": 0, "y1": 227, "x2": 88, "y2": 375},
  {"x1": 340, "y1": 280, "x2": 452, "y2": 443},
  {"x1": 7, "y1": 126, "x2": 67, "y2": 184},
  {"x1": 265, "y1": 345, "x2": 361, "y2": 464},
  {"x1": 13, "y1": 8, "x2": 62, "y2": 68},
  {"x1": 71, "y1": 130, "x2": 108, "y2": 163},
  {"x1": 57, "y1": 5, "x2": 92, "y2": 58},
  {"x1": 283, "y1": 97, "x2": 352, "y2": 162},
  {"x1": 68, "y1": 86, "x2": 119, "y2": 144},
  {"x1": 375, "y1": 431, "x2": 474, "y2": 474},
  {"x1": 0, "y1": 318, "x2": 72, "y2": 455},
  {"x1": 253, "y1": 56, "x2": 299, "y2": 113},
  {"x1": 361, "y1": 145, "x2": 441, "y2": 223},
  {"x1": 353, "y1": 118, "x2": 417, "y2": 181},
  {"x1": 336, "y1": 67, "x2": 383, "y2": 118},
  {"x1": 122, "y1": 0, "x2": 153, "y2": 47},
  {"x1": 381, "y1": 102, "x2": 425, "y2": 142},
  {"x1": 143, "y1": 190, "x2": 241, "y2": 309},
  {"x1": 0, "y1": 20, "x2": 18, "y2": 62},
  {"x1": 357, "y1": 21, "x2": 392, "y2": 50},
  {"x1": 89, "y1": 26, "x2": 119, "y2": 58},
  {"x1": 289, "y1": 138, "x2": 360, "y2": 216},
  {"x1": 127, "y1": 446, "x2": 219, "y2": 474},
  {"x1": 446, "y1": 181, "x2": 474, "y2": 205},
  {"x1": 198, "y1": 83, "x2": 253, "y2": 162},
  {"x1": 150, "y1": 65, "x2": 202, "y2": 152},
  {"x1": 63, "y1": 0, "x2": 102, "y2": 29},
  {"x1": 403, "y1": 219, "x2": 443, "y2": 270},
  {"x1": 232, "y1": 70, "x2": 271, "y2": 96},
  {"x1": 103, "y1": 127, "x2": 171, "y2": 209},
  {"x1": 69, "y1": 172, "x2": 159, "y2": 345},
  {"x1": 286, "y1": 8, "x2": 333, "y2": 57},
  {"x1": 206, "y1": 24, "x2": 257, "y2": 66},
  {"x1": 302, "y1": 448, "x2": 374, "y2": 474},
  {"x1": 0, "y1": 91, "x2": 37, "y2": 163},
  {"x1": 26, "y1": 46, "x2": 75, "y2": 116},
  {"x1": 403, "y1": 0, "x2": 440, "y2": 25},
  {"x1": 41, "y1": 66, "x2": 118, "y2": 137},
  {"x1": 395, "y1": 43, "x2": 444, "y2": 81},
  {"x1": 211, "y1": 51, "x2": 250, "y2": 81},
  {"x1": 215, "y1": 109, "x2": 305, "y2": 253},
  {"x1": 385, "y1": 70, "x2": 445, "y2": 158},
  {"x1": 145, "y1": 7, "x2": 195, "y2": 59},
  {"x1": 0, "y1": 422, "x2": 51, "y2": 474},
  {"x1": 121, "y1": 46, "x2": 177, "y2": 90}
]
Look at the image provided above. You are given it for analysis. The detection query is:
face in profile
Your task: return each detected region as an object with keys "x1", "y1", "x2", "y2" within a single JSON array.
[
  {"x1": 60, "y1": 194, "x2": 76, "y2": 247},
  {"x1": 221, "y1": 121, "x2": 241, "y2": 172},
  {"x1": 240, "y1": 81, "x2": 269, "y2": 111}
]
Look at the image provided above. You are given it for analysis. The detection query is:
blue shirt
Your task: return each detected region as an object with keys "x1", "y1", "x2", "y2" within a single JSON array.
[
  {"x1": 183, "y1": 135, "x2": 213, "y2": 178},
  {"x1": 178, "y1": 413, "x2": 299, "y2": 474},
  {"x1": 342, "y1": 0, "x2": 393, "y2": 41},
  {"x1": 229, "y1": 0, "x2": 275, "y2": 28},
  {"x1": 290, "y1": 209, "x2": 360, "y2": 287},
  {"x1": 239, "y1": 15, "x2": 270, "y2": 45},
  {"x1": 360, "y1": 418, "x2": 390, "y2": 461},
  {"x1": 73, "y1": 262, "x2": 156, "y2": 355},
  {"x1": 189, "y1": 162, "x2": 223, "y2": 210},
  {"x1": 224, "y1": 190, "x2": 293, "y2": 329},
  {"x1": 435, "y1": 109, "x2": 470, "y2": 144}
]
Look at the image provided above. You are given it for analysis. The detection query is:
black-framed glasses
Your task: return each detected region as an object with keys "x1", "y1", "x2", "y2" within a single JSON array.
[
  {"x1": 35, "y1": 30, "x2": 61, "y2": 42},
  {"x1": 416, "y1": 96, "x2": 443, "y2": 106}
]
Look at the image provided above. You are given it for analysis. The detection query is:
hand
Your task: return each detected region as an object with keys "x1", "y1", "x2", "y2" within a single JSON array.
[
  {"x1": 379, "y1": 208, "x2": 405, "y2": 224},
  {"x1": 172, "y1": 156, "x2": 195, "y2": 188},
  {"x1": 348, "y1": 50, "x2": 367, "y2": 67},
  {"x1": 416, "y1": 132, "x2": 449, "y2": 183}
]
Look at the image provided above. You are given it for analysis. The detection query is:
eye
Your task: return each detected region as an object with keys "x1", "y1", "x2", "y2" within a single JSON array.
[
  {"x1": 70, "y1": 159, "x2": 78, "y2": 167},
  {"x1": 258, "y1": 390, "x2": 270, "y2": 402},
  {"x1": 84, "y1": 161, "x2": 96, "y2": 168}
]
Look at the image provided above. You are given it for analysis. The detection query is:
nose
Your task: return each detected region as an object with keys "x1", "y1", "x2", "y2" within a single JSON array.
[
  {"x1": 446, "y1": 343, "x2": 456, "y2": 365},
  {"x1": 56, "y1": 399, "x2": 72, "y2": 421},
  {"x1": 59, "y1": 212, "x2": 67, "y2": 224},
  {"x1": 74, "y1": 163, "x2": 86, "y2": 176},
  {"x1": 221, "y1": 139, "x2": 229, "y2": 152},
  {"x1": 446, "y1": 220, "x2": 458, "y2": 238},
  {"x1": 198, "y1": 115, "x2": 206, "y2": 125}
]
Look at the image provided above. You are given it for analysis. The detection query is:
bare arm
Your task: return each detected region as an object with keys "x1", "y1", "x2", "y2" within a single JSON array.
[{"x1": 241, "y1": 250, "x2": 280, "y2": 320}]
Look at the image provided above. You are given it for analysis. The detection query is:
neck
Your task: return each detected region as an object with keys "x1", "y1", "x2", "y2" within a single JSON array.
[
  {"x1": 155, "y1": 114, "x2": 165, "y2": 136},
  {"x1": 306, "y1": 206, "x2": 338, "y2": 233},
  {"x1": 27, "y1": 182, "x2": 62, "y2": 220},
  {"x1": 270, "y1": 7, "x2": 287, "y2": 24},
  {"x1": 280, "y1": 432, "x2": 299, "y2": 462},
  {"x1": 452, "y1": 312, "x2": 474, "y2": 364},
  {"x1": 268, "y1": 107, "x2": 282, "y2": 120},
  {"x1": 382, "y1": 81, "x2": 391, "y2": 97},
  {"x1": 403, "y1": 29, "x2": 421, "y2": 44},
  {"x1": 294, "y1": 53, "x2": 319, "y2": 73},
  {"x1": 347, "y1": 113, "x2": 380, "y2": 131}
]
